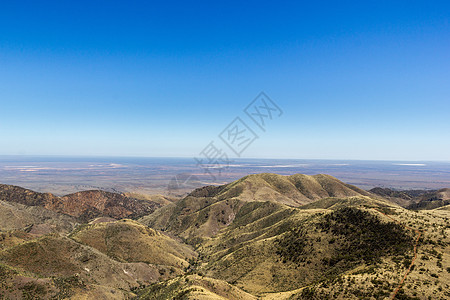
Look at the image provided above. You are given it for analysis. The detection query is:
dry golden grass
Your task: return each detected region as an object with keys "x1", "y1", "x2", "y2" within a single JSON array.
[
  {"x1": 136, "y1": 274, "x2": 256, "y2": 299},
  {"x1": 70, "y1": 219, "x2": 196, "y2": 271}
]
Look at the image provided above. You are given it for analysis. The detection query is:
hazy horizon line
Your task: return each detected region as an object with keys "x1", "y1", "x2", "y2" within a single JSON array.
[{"x1": 0, "y1": 154, "x2": 449, "y2": 163}]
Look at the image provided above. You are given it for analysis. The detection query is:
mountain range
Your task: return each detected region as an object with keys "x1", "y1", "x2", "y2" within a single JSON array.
[{"x1": 0, "y1": 174, "x2": 449, "y2": 299}]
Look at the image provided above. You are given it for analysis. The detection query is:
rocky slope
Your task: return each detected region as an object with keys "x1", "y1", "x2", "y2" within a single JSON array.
[{"x1": 0, "y1": 184, "x2": 161, "y2": 222}]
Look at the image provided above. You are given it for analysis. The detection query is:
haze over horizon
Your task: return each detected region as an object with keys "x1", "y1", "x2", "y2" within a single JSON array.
[{"x1": 1, "y1": 1, "x2": 449, "y2": 160}]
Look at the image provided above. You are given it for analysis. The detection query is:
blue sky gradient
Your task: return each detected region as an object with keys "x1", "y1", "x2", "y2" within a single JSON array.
[{"x1": 0, "y1": 1, "x2": 449, "y2": 160}]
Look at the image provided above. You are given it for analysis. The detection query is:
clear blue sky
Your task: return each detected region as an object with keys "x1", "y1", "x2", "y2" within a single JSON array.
[{"x1": 0, "y1": 1, "x2": 449, "y2": 160}]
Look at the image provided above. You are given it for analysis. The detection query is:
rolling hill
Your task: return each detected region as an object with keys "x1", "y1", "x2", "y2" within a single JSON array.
[
  {"x1": 70, "y1": 218, "x2": 196, "y2": 272},
  {"x1": 139, "y1": 173, "x2": 370, "y2": 244}
]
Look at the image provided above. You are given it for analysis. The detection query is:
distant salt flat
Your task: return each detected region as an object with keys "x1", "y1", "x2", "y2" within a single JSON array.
[
  {"x1": 393, "y1": 163, "x2": 427, "y2": 166},
  {"x1": 256, "y1": 164, "x2": 310, "y2": 168},
  {"x1": 1, "y1": 157, "x2": 449, "y2": 194}
]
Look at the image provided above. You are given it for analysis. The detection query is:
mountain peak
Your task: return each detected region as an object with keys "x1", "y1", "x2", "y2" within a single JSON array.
[{"x1": 205, "y1": 173, "x2": 370, "y2": 206}]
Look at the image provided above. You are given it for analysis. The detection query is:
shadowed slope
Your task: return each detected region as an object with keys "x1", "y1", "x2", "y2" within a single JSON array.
[
  {"x1": 407, "y1": 188, "x2": 450, "y2": 210},
  {"x1": 369, "y1": 187, "x2": 450, "y2": 209}
]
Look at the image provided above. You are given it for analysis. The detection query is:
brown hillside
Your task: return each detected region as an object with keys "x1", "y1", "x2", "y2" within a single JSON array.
[{"x1": 0, "y1": 184, "x2": 161, "y2": 222}]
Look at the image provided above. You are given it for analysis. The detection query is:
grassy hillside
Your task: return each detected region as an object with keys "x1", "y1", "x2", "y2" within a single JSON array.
[
  {"x1": 139, "y1": 173, "x2": 370, "y2": 245},
  {"x1": 196, "y1": 198, "x2": 413, "y2": 295},
  {"x1": 0, "y1": 200, "x2": 77, "y2": 234},
  {"x1": 70, "y1": 219, "x2": 196, "y2": 272},
  {"x1": 285, "y1": 206, "x2": 450, "y2": 299},
  {"x1": 209, "y1": 173, "x2": 370, "y2": 206},
  {"x1": 0, "y1": 234, "x2": 161, "y2": 299},
  {"x1": 135, "y1": 275, "x2": 256, "y2": 300}
]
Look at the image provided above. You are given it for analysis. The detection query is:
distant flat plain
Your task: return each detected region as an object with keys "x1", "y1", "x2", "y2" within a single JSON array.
[{"x1": 0, "y1": 156, "x2": 449, "y2": 196}]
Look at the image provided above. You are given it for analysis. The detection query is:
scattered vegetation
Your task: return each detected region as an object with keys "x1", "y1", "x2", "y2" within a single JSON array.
[{"x1": 1, "y1": 175, "x2": 449, "y2": 299}]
